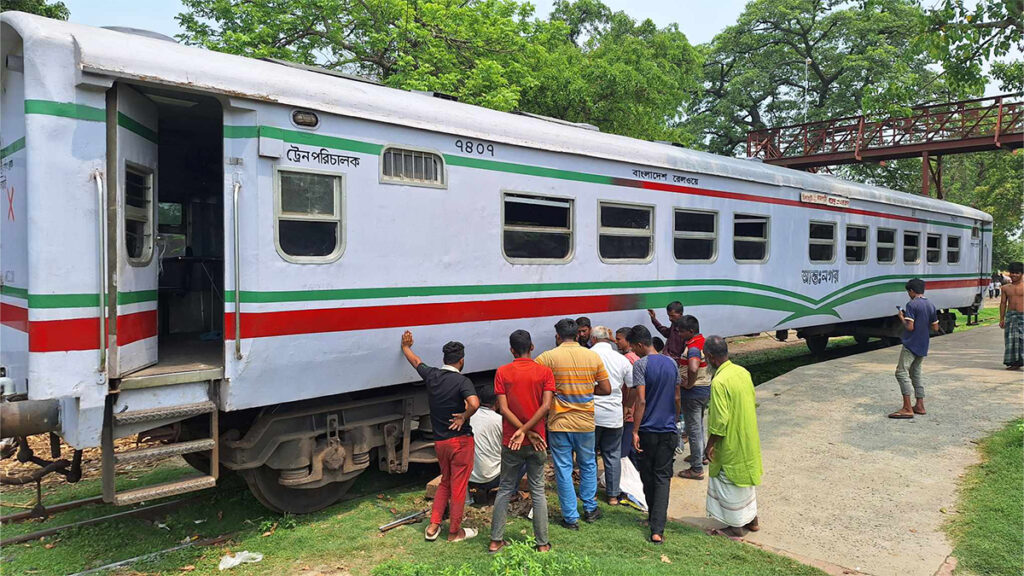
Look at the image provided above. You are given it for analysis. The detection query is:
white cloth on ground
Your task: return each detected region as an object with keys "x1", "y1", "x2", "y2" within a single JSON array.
[
  {"x1": 590, "y1": 341, "x2": 632, "y2": 428},
  {"x1": 606, "y1": 457, "x2": 647, "y2": 511},
  {"x1": 706, "y1": 471, "x2": 757, "y2": 528},
  {"x1": 468, "y1": 406, "x2": 502, "y2": 484}
]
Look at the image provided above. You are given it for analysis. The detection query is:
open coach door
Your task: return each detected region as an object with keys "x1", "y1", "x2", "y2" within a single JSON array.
[{"x1": 106, "y1": 84, "x2": 159, "y2": 377}]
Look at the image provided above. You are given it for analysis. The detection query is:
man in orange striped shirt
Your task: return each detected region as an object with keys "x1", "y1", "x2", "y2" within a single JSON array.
[{"x1": 536, "y1": 318, "x2": 612, "y2": 529}]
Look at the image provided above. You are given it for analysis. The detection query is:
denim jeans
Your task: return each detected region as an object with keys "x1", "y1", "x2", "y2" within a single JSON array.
[
  {"x1": 595, "y1": 426, "x2": 623, "y2": 498},
  {"x1": 490, "y1": 445, "x2": 549, "y2": 546},
  {"x1": 548, "y1": 430, "x2": 598, "y2": 524},
  {"x1": 682, "y1": 395, "x2": 709, "y2": 473}
]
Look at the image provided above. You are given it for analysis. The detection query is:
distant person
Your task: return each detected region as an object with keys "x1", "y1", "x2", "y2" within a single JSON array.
[
  {"x1": 675, "y1": 316, "x2": 711, "y2": 480},
  {"x1": 616, "y1": 327, "x2": 640, "y2": 462},
  {"x1": 628, "y1": 325, "x2": 680, "y2": 544},
  {"x1": 647, "y1": 301, "x2": 686, "y2": 363},
  {"x1": 703, "y1": 336, "x2": 762, "y2": 538},
  {"x1": 889, "y1": 278, "x2": 939, "y2": 419},
  {"x1": 468, "y1": 390, "x2": 503, "y2": 500},
  {"x1": 400, "y1": 332, "x2": 479, "y2": 542},
  {"x1": 1000, "y1": 262, "x2": 1024, "y2": 370},
  {"x1": 576, "y1": 316, "x2": 593, "y2": 348},
  {"x1": 536, "y1": 318, "x2": 611, "y2": 530},
  {"x1": 589, "y1": 326, "x2": 633, "y2": 506},
  {"x1": 489, "y1": 330, "x2": 554, "y2": 553}
]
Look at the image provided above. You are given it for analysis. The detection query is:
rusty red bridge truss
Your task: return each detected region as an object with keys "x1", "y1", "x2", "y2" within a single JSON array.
[{"x1": 746, "y1": 93, "x2": 1024, "y2": 198}]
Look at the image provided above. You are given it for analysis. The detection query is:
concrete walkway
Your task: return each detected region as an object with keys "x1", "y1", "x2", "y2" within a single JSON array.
[{"x1": 666, "y1": 325, "x2": 1023, "y2": 576}]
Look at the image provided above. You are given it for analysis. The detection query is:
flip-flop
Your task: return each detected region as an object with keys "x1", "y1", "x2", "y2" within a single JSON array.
[
  {"x1": 888, "y1": 412, "x2": 914, "y2": 419},
  {"x1": 649, "y1": 533, "x2": 664, "y2": 544},
  {"x1": 450, "y1": 527, "x2": 478, "y2": 543},
  {"x1": 488, "y1": 539, "x2": 508, "y2": 554},
  {"x1": 535, "y1": 543, "x2": 552, "y2": 552},
  {"x1": 913, "y1": 409, "x2": 927, "y2": 415},
  {"x1": 424, "y1": 526, "x2": 441, "y2": 541},
  {"x1": 706, "y1": 528, "x2": 743, "y2": 541}
]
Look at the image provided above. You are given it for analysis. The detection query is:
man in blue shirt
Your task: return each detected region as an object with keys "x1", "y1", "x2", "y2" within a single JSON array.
[
  {"x1": 627, "y1": 325, "x2": 681, "y2": 543},
  {"x1": 889, "y1": 278, "x2": 939, "y2": 419}
]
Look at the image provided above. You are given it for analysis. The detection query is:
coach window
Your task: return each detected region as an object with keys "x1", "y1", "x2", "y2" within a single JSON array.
[
  {"x1": 947, "y1": 235, "x2": 961, "y2": 264},
  {"x1": 598, "y1": 202, "x2": 653, "y2": 262},
  {"x1": 125, "y1": 164, "x2": 154, "y2": 265},
  {"x1": 808, "y1": 221, "x2": 836, "y2": 263},
  {"x1": 734, "y1": 214, "x2": 769, "y2": 263},
  {"x1": 674, "y1": 209, "x2": 717, "y2": 262},
  {"x1": 503, "y1": 192, "x2": 573, "y2": 263},
  {"x1": 926, "y1": 233, "x2": 942, "y2": 264},
  {"x1": 846, "y1": 225, "x2": 868, "y2": 264},
  {"x1": 903, "y1": 231, "x2": 921, "y2": 263},
  {"x1": 877, "y1": 228, "x2": 896, "y2": 263},
  {"x1": 380, "y1": 147, "x2": 445, "y2": 188},
  {"x1": 275, "y1": 168, "x2": 344, "y2": 263}
]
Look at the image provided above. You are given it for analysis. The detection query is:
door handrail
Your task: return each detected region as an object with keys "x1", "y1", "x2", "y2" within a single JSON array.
[
  {"x1": 232, "y1": 179, "x2": 242, "y2": 360},
  {"x1": 92, "y1": 170, "x2": 108, "y2": 373}
]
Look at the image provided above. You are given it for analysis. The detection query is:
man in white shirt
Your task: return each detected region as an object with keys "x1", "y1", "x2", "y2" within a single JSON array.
[
  {"x1": 590, "y1": 326, "x2": 633, "y2": 505},
  {"x1": 468, "y1": 390, "x2": 504, "y2": 501}
]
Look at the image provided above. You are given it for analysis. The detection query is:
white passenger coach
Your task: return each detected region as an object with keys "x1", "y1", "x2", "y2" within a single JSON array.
[{"x1": 0, "y1": 13, "x2": 991, "y2": 512}]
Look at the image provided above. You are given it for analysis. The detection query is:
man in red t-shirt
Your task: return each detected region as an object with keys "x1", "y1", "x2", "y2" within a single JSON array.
[{"x1": 488, "y1": 329, "x2": 555, "y2": 553}]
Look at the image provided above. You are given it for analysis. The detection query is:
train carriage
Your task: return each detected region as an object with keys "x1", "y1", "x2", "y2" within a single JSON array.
[{"x1": 0, "y1": 12, "x2": 991, "y2": 512}]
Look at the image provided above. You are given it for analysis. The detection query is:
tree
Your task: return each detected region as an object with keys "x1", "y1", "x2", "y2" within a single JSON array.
[
  {"x1": 943, "y1": 150, "x2": 1024, "y2": 271},
  {"x1": 691, "y1": 0, "x2": 955, "y2": 156},
  {"x1": 177, "y1": 0, "x2": 552, "y2": 111},
  {"x1": 177, "y1": 0, "x2": 701, "y2": 141},
  {"x1": 1, "y1": 0, "x2": 69, "y2": 19},
  {"x1": 521, "y1": 2, "x2": 701, "y2": 142},
  {"x1": 921, "y1": 0, "x2": 1024, "y2": 93}
]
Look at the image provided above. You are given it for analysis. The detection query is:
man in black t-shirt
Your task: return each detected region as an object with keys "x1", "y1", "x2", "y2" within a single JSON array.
[{"x1": 401, "y1": 331, "x2": 480, "y2": 543}]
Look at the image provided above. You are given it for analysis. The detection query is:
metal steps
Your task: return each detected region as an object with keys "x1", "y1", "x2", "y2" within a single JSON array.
[
  {"x1": 113, "y1": 475, "x2": 217, "y2": 506},
  {"x1": 102, "y1": 384, "x2": 219, "y2": 506}
]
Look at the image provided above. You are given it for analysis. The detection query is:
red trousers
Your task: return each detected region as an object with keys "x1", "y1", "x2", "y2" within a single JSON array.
[{"x1": 431, "y1": 435, "x2": 475, "y2": 534}]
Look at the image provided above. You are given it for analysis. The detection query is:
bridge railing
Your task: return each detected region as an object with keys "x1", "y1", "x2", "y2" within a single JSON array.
[{"x1": 747, "y1": 93, "x2": 1024, "y2": 162}]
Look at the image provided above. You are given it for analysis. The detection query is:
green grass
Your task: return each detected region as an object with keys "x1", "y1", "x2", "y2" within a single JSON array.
[
  {"x1": 0, "y1": 461, "x2": 825, "y2": 576},
  {"x1": 946, "y1": 419, "x2": 1024, "y2": 576}
]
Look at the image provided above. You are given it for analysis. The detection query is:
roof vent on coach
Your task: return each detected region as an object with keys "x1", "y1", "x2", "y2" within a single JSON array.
[{"x1": 101, "y1": 26, "x2": 178, "y2": 43}]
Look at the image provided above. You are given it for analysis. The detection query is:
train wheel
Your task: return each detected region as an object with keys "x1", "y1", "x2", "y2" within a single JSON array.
[
  {"x1": 242, "y1": 466, "x2": 356, "y2": 514},
  {"x1": 854, "y1": 335, "x2": 870, "y2": 345},
  {"x1": 805, "y1": 335, "x2": 829, "y2": 355}
]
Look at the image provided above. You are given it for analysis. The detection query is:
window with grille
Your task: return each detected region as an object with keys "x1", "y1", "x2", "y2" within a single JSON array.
[
  {"x1": 846, "y1": 225, "x2": 868, "y2": 263},
  {"x1": 674, "y1": 209, "x2": 717, "y2": 262},
  {"x1": 808, "y1": 221, "x2": 836, "y2": 263},
  {"x1": 734, "y1": 214, "x2": 769, "y2": 263},
  {"x1": 903, "y1": 231, "x2": 920, "y2": 263},
  {"x1": 276, "y1": 169, "x2": 343, "y2": 262},
  {"x1": 947, "y1": 235, "x2": 961, "y2": 264},
  {"x1": 598, "y1": 202, "x2": 653, "y2": 262},
  {"x1": 502, "y1": 193, "x2": 573, "y2": 262},
  {"x1": 877, "y1": 228, "x2": 896, "y2": 263},
  {"x1": 926, "y1": 233, "x2": 942, "y2": 264},
  {"x1": 124, "y1": 164, "x2": 154, "y2": 264},
  {"x1": 381, "y1": 147, "x2": 445, "y2": 187}
]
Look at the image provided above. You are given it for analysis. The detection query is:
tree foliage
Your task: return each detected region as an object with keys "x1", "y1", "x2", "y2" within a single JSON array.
[
  {"x1": 943, "y1": 151, "x2": 1024, "y2": 270},
  {"x1": 921, "y1": 0, "x2": 1024, "y2": 93},
  {"x1": 176, "y1": 0, "x2": 700, "y2": 139},
  {"x1": 690, "y1": 0, "x2": 953, "y2": 156},
  {"x1": 1, "y1": 0, "x2": 69, "y2": 20}
]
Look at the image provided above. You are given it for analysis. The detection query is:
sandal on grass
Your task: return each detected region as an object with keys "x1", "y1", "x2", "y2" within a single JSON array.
[
  {"x1": 535, "y1": 543, "x2": 552, "y2": 552},
  {"x1": 424, "y1": 525, "x2": 441, "y2": 541},
  {"x1": 449, "y1": 527, "x2": 478, "y2": 543},
  {"x1": 488, "y1": 539, "x2": 508, "y2": 554}
]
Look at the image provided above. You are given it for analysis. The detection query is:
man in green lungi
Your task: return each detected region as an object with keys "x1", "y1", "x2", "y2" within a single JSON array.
[{"x1": 703, "y1": 336, "x2": 762, "y2": 538}]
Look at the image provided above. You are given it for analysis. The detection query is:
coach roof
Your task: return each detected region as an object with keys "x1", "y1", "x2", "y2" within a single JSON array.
[{"x1": 1, "y1": 12, "x2": 991, "y2": 223}]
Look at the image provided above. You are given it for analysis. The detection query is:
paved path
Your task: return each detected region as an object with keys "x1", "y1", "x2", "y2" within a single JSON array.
[{"x1": 666, "y1": 325, "x2": 1023, "y2": 576}]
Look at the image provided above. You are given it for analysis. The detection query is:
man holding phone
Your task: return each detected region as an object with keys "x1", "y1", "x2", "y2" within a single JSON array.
[{"x1": 889, "y1": 278, "x2": 939, "y2": 419}]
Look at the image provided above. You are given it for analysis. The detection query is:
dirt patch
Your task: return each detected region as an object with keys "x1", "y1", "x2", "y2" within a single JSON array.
[{"x1": 1, "y1": 433, "x2": 164, "y2": 490}]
